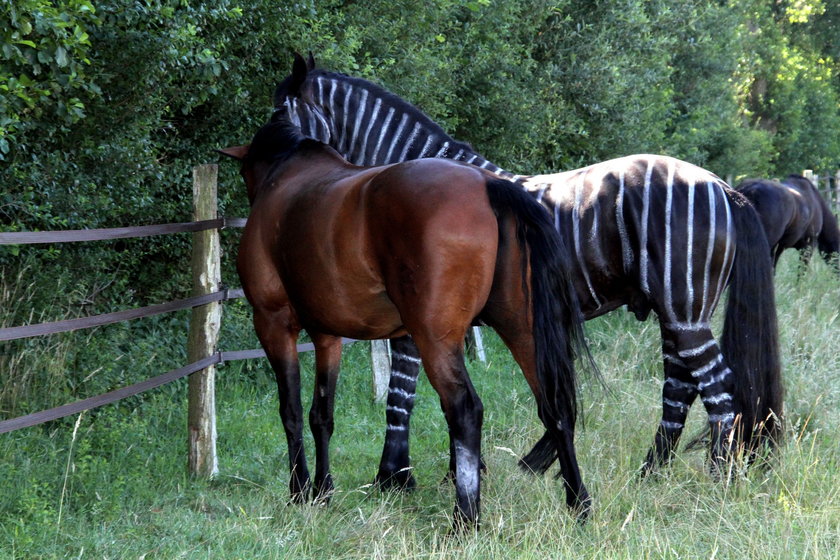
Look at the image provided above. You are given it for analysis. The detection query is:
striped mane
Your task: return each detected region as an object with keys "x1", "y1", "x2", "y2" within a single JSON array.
[{"x1": 273, "y1": 55, "x2": 516, "y2": 178}]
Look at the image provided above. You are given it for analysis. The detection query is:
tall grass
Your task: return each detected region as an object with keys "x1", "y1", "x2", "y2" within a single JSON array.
[{"x1": 0, "y1": 251, "x2": 838, "y2": 559}]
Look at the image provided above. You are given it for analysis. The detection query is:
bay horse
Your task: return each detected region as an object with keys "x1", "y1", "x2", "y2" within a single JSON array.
[
  {"x1": 272, "y1": 53, "x2": 784, "y2": 485},
  {"x1": 220, "y1": 108, "x2": 591, "y2": 527},
  {"x1": 736, "y1": 175, "x2": 840, "y2": 272}
]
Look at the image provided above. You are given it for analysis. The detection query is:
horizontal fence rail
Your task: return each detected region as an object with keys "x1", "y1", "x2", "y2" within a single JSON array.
[
  {"x1": 0, "y1": 339, "x2": 357, "y2": 434},
  {"x1": 0, "y1": 218, "x2": 239, "y2": 245},
  {"x1": 0, "y1": 209, "x2": 258, "y2": 435},
  {"x1": 0, "y1": 289, "x2": 245, "y2": 341}
]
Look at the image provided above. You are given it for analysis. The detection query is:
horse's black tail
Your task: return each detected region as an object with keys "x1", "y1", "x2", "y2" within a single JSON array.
[
  {"x1": 722, "y1": 191, "x2": 784, "y2": 453},
  {"x1": 816, "y1": 195, "x2": 840, "y2": 273},
  {"x1": 483, "y1": 178, "x2": 593, "y2": 444}
]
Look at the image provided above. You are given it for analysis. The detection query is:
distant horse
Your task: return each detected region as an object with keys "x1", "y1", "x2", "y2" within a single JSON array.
[
  {"x1": 274, "y1": 53, "x2": 784, "y2": 484},
  {"x1": 736, "y1": 175, "x2": 840, "y2": 272},
  {"x1": 221, "y1": 108, "x2": 592, "y2": 527}
]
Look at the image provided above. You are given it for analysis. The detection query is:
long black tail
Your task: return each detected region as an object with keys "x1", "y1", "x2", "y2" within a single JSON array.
[
  {"x1": 722, "y1": 191, "x2": 784, "y2": 451},
  {"x1": 816, "y1": 195, "x2": 840, "y2": 273},
  {"x1": 484, "y1": 178, "x2": 593, "y2": 438}
]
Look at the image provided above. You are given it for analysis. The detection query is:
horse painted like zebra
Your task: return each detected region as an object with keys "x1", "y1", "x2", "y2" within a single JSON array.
[
  {"x1": 272, "y1": 53, "x2": 784, "y2": 485},
  {"x1": 736, "y1": 175, "x2": 840, "y2": 273}
]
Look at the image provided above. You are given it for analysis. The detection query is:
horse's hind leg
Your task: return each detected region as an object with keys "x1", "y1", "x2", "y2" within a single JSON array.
[
  {"x1": 253, "y1": 307, "x2": 310, "y2": 502},
  {"x1": 654, "y1": 324, "x2": 736, "y2": 475},
  {"x1": 409, "y1": 329, "x2": 483, "y2": 527},
  {"x1": 641, "y1": 326, "x2": 700, "y2": 476},
  {"x1": 375, "y1": 335, "x2": 421, "y2": 490},
  {"x1": 309, "y1": 334, "x2": 343, "y2": 502},
  {"x1": 484, "y1": 312, "x2": 590, "y2": 518}
]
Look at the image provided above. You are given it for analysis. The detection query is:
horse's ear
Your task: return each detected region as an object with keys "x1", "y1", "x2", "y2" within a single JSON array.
[
  {"x1": 218, "y1": 145, "x2": 249, "y2": 161},
  {"x1": 290, "y1": 52, "x2": 309, "y2": 94},
  {"x1": 306, "y1": 51, "x2": 316, "y2": 71}
]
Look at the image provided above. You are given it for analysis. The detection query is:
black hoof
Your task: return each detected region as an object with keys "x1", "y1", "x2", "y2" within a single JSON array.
[{"x1": 374, "y1": 468, "x2": 416, "y2": 492}]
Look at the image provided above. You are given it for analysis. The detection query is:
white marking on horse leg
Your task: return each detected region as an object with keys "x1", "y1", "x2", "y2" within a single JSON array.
[
  {"x1": 678, "y1": 339, "x2": 716, "y2": 358},
  {"x1": 393, "y1": 352, "x2": 422, "y2": 364},
  {"x1": 666, "y1": 377, "x2": 696, "y2": 391},
  {"x1": 389, "y1": 387, "x2": 416, "y2": 400},
  {"x1": 697, "y1": 368, "x2": 732, "y2": 391},
  {"x1": 702, "y1": 392, "x2": 733, "y2": 405},
  {"x1": 663, "y1": 398, "x2": 690, "y2": 411},
  {"x1": 453, "y1": 440, "x2": 480, "y2": 503},
  {"x1": 690, "y1": 354, "x2": 724, "y2": 379},
  {"x1": 391, "y1": 371, "x2": 417, "y2": 383},
  {"x1": 708, "y1": 412, "x2": 735, "y2": 426}
]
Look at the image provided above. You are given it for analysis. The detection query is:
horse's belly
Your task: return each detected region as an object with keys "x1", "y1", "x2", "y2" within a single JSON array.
[{"x1": 286, "y1": 273, "x2": 404, "y2": 339}]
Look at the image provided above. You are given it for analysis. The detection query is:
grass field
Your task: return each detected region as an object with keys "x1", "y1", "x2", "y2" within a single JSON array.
[{"x1": 1, "y1": 252, "x2": 838, "y2": 559}]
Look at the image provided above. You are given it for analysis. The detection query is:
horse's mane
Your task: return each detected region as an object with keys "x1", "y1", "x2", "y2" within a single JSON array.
[
  {"x1": 247, "y1": 115, "x2": 321, "y2": 167},
  {"x1": 275, "y1": 66, "x2": 476, "y2": 154}
]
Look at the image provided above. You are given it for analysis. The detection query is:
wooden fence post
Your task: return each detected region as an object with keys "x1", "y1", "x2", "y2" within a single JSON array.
[
  {"x1": 465, "y1": 327, "x2": 487, "y2": 363},
  {"x1": 371, "y1": 339, "x2": 391, "y2": 403},
  {"x1": 187, "y1": 164, "x2": 221, "y2": 478}
]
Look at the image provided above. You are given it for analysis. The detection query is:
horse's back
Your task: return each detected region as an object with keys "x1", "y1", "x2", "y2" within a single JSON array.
[
  {"x1": 736, "y1": 179, "x2": 798, "y2": 249},
  {"x1": 525, "y1": 155, "x2": 733, "y2": 320},
  {"x1": 362, "y1": 159, "x2": 502, "y2": 319}
]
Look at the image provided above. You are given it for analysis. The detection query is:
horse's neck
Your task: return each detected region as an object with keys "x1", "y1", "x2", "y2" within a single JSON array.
[{"x1": 296, "y1": 75, "x2": 521, "y2": 180}]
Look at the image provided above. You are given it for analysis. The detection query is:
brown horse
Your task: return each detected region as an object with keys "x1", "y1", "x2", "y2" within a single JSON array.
[
  {"x1": 736, "y1": 175, "x2": 840, "y2": 273},
  {"x1": 220, "y1": 109, "x2": 591, "y2": 527}
]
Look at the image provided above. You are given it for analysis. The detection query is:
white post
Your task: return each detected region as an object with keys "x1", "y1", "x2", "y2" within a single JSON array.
[
  {"x1": 465, "y1": 327, "x2": 487, "y2": 363},
  {"x1": 370, "y1": 340, "x2": 391, "y2": 403},
  {"x1": 187, "y1": 164, "x2": 221, "y2": 478},
  {"x1": 835, "y1": 169, "x2": 840, "y2": 213}
]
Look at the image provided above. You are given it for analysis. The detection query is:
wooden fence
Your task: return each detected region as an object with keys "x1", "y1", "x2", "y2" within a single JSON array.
[{"x1": 0, "y1": 165, "x2": 389, "y2": 478}]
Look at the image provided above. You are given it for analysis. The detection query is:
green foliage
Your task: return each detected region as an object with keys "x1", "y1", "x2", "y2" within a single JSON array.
[{"x1": 0, "y1": 0, "x2": 100, "y2": 157}]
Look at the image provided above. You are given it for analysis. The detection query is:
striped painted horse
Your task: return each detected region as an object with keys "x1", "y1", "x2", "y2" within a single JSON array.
[
  {"x1": 274, "y1": 53, "x2": 784, "y2": 485},
  {"x1": 736, "y1": 175, "x2": 840, "y2": 273}
]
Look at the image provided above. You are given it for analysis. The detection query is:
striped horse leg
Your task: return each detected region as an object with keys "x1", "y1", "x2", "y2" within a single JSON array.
[
  {"x1": 641, "y1": 331, "x2": 699, "y2": 475},
  {"x1": 375, "y1": 335, "x2": 421, "y2": 490},
  {"x1": 661, "y1": 324, "x2": 736, "y2": 474}
]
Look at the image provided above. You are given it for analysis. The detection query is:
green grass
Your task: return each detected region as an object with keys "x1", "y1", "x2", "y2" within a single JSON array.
[{"x1": 1, "y1": 252, "x2": 838, "y2": 559}]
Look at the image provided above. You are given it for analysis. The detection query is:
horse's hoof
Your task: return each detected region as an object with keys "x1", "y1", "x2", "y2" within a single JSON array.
[{"x1": 374, "y1": 469, "x2": 416, "y2": 492}]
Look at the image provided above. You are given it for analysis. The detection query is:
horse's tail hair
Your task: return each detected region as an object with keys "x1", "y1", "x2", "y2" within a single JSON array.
[
  {"x1": 816, "y1": 195, "x2": 840, "y2": 272},
  {"x1": 484, "y1": 177, "x2": 594, "y2": 440},
  {"x1": 722, "y1": 191, "x2": 784, "y2": 453}
]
